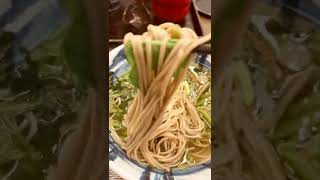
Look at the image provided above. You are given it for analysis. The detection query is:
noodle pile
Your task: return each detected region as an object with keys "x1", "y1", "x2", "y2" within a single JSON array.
[{"x1": 110, "y1": 23, "x2": 211, "y2": 171}]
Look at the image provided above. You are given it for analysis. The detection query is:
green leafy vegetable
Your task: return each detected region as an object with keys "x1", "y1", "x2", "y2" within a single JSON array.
[
  {"x1": 62, "y1": 15, "x2": 93, "y2": 88},
  {"x1": 198, "y1": 107, "x2": 211, "y2": 128},
  {"x1": 112, "y1": 120, "x2": 122, "y2": 131},
  {"x1": 109, "y1": 73, "x2": 135, "y2": 137},
  {"x1": 273, "y1": 94, "x2": 320, "y2": 140},
  {"x1": 278, "y1": 143, "x2": 320, "y2": 180},
  {"x1": 234, "y1": 60, "x2": 255, "y2": 106},
  {"x1": 124, "y1": 42, "x2": 140, "y2": 88},
  {"x1": 124, "y1": 40, "x2": 178, "y2": 88},
  {"x1": 186, "y1": 152, "x2": 195, "y2": 164}
]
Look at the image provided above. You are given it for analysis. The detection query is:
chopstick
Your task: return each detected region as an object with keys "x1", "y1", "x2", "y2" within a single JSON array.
[{"x1": 109, "y1": 39, "x2": 211, "y2": 54}]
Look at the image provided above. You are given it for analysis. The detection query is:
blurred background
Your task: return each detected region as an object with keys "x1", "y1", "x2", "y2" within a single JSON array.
[
  {"x1": 0, "y1": 0, "x2": 90, "y2": 179},
  {"x1": 213, "y1": 0, "x2": 320, "y2": 180}
]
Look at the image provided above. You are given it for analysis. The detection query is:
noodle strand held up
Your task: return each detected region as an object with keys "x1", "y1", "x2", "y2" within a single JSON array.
[{"x1": 111, "y1": 23, "x2": 211, "y2": 171}]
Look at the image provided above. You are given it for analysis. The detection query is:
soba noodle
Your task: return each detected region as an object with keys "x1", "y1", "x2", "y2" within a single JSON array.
[{"x1": 110, "y1": 23, "x2": 211, "y2": 171}]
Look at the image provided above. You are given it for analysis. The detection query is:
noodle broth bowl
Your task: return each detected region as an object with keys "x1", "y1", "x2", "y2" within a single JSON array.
[{"x1": 109, "y1": 45, "x2": 212, "y2": 180}]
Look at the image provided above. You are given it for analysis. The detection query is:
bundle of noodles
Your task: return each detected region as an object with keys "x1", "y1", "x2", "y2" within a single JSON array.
[{"x1": 110, "y1": 23, "x2": 211, "y2": 171}]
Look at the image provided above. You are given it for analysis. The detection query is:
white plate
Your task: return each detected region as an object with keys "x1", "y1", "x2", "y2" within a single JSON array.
[{"x1": 109, "y1": 45, "x2": 211, "y2": 180}]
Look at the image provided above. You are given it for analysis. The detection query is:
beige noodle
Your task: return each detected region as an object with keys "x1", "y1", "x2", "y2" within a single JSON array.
[{"x1": 111, "y1": 23, "x2": 211, "y2": 171}]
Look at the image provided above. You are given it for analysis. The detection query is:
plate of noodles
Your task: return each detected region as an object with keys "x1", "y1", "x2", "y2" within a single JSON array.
[{"x1": 108, "y1": 23, "x2": 211, "y2": 180}]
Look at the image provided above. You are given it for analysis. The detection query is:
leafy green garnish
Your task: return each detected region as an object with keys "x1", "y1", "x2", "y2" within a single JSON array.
[
  {"x1": 62, "y1": 15, "x2": 93, "y2": 88},
  {"x1": 186, "y1": 152, "x2": 195, "y2": 164},
  {"x1": 124, "y1": 42, "x2": 140, "y2": 88},
  {"x1": 198, "y1": 107, "x2": 211, "y2": 128},
  {"x1": 273, "y1": 93, "x2": 320, "y2": 140},
  {"x1": 278, "y1": 143, "x2": 320, "y2": 180},
  {"x1": 124, "y1": 40, "x2": 179, "y2": 88},
  {"x1": 109, "y1": 73, "x2": 135, "y2": 137},
  {"x1": 234, "y1": 60, "x2": 255, "y2": 106},
  {"x1": 112, "y1": 120, "x2": 122, "y2": 130}
]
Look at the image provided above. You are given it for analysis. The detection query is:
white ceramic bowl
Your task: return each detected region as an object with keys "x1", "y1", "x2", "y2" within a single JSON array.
[{"x1": 109, "y1": 45, "x2": 211, "y2": 180}]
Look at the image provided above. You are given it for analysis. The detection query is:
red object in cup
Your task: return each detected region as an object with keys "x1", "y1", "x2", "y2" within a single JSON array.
[{"x1": 152, "y1": 0, "x2": 191, "y2": 22}]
